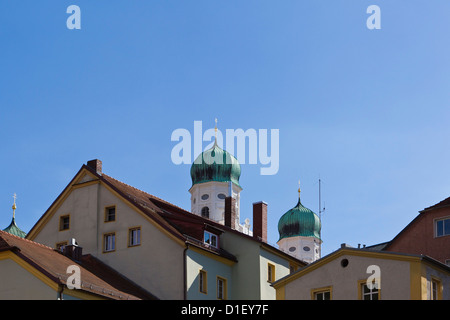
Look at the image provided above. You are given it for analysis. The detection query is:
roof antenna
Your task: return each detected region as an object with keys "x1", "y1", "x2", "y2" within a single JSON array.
[{"x1": 319, "y1": 178, "x2": 325, "y2": 220}]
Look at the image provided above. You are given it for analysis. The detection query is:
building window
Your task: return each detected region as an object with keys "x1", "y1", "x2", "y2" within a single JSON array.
[
  {"x1": 217, "y1": 277, "x2": 227, "y2": 300},
  {"x1": 103, "y1": 233, "x2": 116, "y2": 252},
  {"x1": 435, "y1": 217, "x2": 450, "y2": 237},
  {"x1": 430, "y1": 278, "x2": 442, "y2": 300},
  {"x1": 199, "y1": 270, "x2": 207, "y2": 294},
  {"x1": 201, "y1": 206, "x2": 210, "y2": 218},
  {"x1": 204, "y1": 231, "x2": 218, "y2": 248},
  {"x1": 201, "y1": 194, "x2": 209, "y2": 200},
  {"x1": 311, "y1": 287, "x2": 332, "y2": 300},
  {"x1": 268, "y1": 263, "x2": 275, "y2": 283},
  {"x1": 59, "y1": 215, "x2": 70, "y2": 231},
  {"x1": 105, "y1": 206, "x2": 116, "y2": 222},
  {"x1": 217, "y1": 193, "x2": 226, "y2": 199},
  {"x1": 361, "y1": 283, "x2": 380, "y2": 300},
  {"x1": 128, "y1": 227, "x2": 141, "y2": 247},
  {"x1": 56, "y1": 241, "x2": 68, "y2": 251}
]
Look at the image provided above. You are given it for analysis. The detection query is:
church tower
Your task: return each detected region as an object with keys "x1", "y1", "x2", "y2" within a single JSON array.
[
  {"x1": 189, "y1": 121, "x2": 250, "y2": 234},
  {"x1": 277, "y1": 183, "x2": 322, "y2": 263}
]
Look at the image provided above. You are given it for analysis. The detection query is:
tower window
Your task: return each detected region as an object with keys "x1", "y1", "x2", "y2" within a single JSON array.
[
  {"x1": 201, "y1": 206, "x2": 210, "y2": 218},
  {"x1": 217, "y1": 193, "x2": 226, "y2": 199},
  {"x1": 201, "y1": 194, "x2": 209, "y2": 200}
]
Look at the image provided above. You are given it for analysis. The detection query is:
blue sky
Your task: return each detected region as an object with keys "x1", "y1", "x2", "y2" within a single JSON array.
[{"x1": 1, "y1": 1, "x2": 450, "y2": 256}]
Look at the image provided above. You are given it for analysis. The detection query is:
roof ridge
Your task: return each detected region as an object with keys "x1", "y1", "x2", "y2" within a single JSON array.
[
  {"x1": 101, "y1": 173, "x2": 190, "y2": 214},
  {"x1": 1, "y1": 229, "x2": 56, "y2": 251}
]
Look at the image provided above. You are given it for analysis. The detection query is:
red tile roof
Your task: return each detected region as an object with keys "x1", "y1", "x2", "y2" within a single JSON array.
[
  {"x1": 0, "y1": 230, "x2": 156, "y2": 300},
  {"x1": 421, "y1": 196, "x2": 450, "y2": 212}
]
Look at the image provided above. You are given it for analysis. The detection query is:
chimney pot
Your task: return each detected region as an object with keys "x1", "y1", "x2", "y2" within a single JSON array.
[
  {"x1": 253, "y1": 201, "x2": 267, "y2": 243},
  {"x1": 87, "y1": 159, "x2": 102, "y2": 175}
]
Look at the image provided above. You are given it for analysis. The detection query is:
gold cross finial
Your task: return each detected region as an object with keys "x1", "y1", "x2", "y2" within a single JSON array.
[
  {"x1": 298, "y1": 180, "x2": 301, "y2": 197},
  {"x1": 12, "y1": 193, "x2": 17, "y2": 218}
]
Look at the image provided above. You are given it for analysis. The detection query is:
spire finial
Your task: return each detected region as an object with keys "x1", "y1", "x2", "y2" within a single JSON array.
[
  {"x1": 298, "y1": 180, "x2": 301, "y2": 196},
  {"x1": 12, "y1": 193, "x2": 17, "y2": 219}
]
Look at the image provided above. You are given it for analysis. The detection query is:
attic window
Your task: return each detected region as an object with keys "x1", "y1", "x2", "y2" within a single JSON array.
[
  {"x1": 59, "y1": 215, "x2": 70, "y2": 231},
  {"x1": 105, "y1": 206, "x2": 116, "y2": 222},
  {"x1": 204, "y1": 231, "x2": 218, "y2": 248}
]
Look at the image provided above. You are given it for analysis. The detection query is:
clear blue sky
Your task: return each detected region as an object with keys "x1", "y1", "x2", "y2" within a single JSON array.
[{"x1": 1, "y1": 1, "x2": 450, "y2": 256}]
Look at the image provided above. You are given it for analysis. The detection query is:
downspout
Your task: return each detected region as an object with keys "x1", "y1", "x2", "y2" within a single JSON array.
[
  {"x1": 183, "y1": 243, "x2": 188, "y2": 300},
  {"x1": 57, "y1": 284, "x2": 64, "y2": 300}
]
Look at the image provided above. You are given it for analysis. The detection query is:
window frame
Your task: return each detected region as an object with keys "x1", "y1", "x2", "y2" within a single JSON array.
[
  {"x1": 216, "y1": 276, "x2": 227, "y2": 300},
  {"x1": 430, "y1": 277, "x2": 442, "y2": 300},
  {"x1": 128, "y1": 227, "x2": 141, "y2": 247},
  {"x1": 311, "y1": 286, "x2": 332, "y2": 300},
  {"x1": 104, "y1": 205, "x2": 116, "y2": 223},
  {"x1": 267, "y1": 263, "x2": 276, "y2": 283},
  {"x1": 56, "y1": 241, "x2": 68, "y2": 252},
  {"x1": 199, "y1": 269, "x2": 207, "y2": 294},
  {"x1": 435, "y1": 216, "x2": 450, "y2": 238},
  {"x1": 59, "y1": 215, "x2": 70, "y2": 231},
  {"x1": 103, "y1": 232, "x2": 116, "y2": 253},
  {"x1": 204, "y1": 230, "x2": 219, "y2": 249},
  {"x1": 358, "y1": 279, "x2": 381, "y2": 300}
]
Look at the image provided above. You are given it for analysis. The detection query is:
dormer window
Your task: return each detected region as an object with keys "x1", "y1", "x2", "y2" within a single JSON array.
[{"x1": 204, "y1": 231, "x2": 218, "y2": 248}]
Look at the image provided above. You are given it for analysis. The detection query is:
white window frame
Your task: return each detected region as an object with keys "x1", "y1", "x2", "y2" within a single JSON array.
[
  {"x1": 104, "y1": 233, "x2": 116, "y2": 252},
  {"x1": 204, "y1": 231, "x2": 219, "y2": 248},
  {"x1": 435, "y1": 216, "x2": 450, "y2": 238},
  {"x1": 129, "y1": 227, "x2": 141, "y2": 247}
]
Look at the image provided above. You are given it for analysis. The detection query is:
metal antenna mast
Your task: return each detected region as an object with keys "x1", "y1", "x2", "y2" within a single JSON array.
[
  {"x1": 319, "y1": 178, "x2": 325, "y2": 220},
  {"x1": 319, "y1": 178, "x2": 322, "y2": 220}
]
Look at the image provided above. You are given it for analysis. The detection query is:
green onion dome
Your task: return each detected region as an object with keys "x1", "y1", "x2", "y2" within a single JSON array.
[
  {"x1": 278, "y1": 190, "x2": 321, "y2": 241},
  {"x1": 3, "y1": 217, "x2": 27, "y2": 238},
  {"x1": 190, "y1": 141, "x2": 241, "y2": 188}
]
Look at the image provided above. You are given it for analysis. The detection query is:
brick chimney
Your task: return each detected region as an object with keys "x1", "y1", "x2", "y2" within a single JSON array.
[
  {"x1": 224, "y1": 196, "x2": 236, "y2": 229},
  {"x1": 253, "y1": 201, "x2": 267, "y2": 242},
  {"x1": 87, "y1": 159, "x2": 102, "y2": 175},
  {"x1": 63, "y1": 238, "x2": 82, "y2": 261}
]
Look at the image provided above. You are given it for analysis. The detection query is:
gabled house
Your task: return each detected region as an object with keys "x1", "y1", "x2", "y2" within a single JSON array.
[
  {"x1": 382, "y1": 196, "x2": 450, "y2": 265},
  {"x1": 272, "y1": 245, "x2": 450, "y2": 300},
  {"x1": 0, "y1": 229, "x2": 156, "y2": 300},
  {"x1": 26, "y1": 159, "x2": 305, "y2": 300}
]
